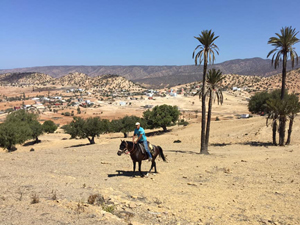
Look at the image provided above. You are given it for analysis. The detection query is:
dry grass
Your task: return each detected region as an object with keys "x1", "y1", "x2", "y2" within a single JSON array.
[{"x1": 30, "y1": 193, "x2": 39, "y2": 204}]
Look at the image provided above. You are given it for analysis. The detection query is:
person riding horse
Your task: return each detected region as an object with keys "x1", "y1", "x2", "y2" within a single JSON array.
[{"x1": 133, "y1": 122, "x2": 153, "y2": 161}]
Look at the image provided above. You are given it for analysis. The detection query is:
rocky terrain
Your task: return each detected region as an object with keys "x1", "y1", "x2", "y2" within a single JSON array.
[
  {"x1": 0, "y1": 72, "x2": 144, "y2": 91},
  {"x1": 1, "y1": 57, "x2": 300, "y2": 87},
  {"x1": 1, "y1": 102, "x2": 299, "y2": 225},
  {"x1": 1, "y1": 68, "x2": 300, "y2": 95},
  {"x1": 0, "y1": 72, "x2": 55, "y2": 86},
  {"x1": 1, "y1": 68, "x2": 300, "y2": 224},
  {"x1": 172, "y1": 68, "x2": 300, "y2": 95}
]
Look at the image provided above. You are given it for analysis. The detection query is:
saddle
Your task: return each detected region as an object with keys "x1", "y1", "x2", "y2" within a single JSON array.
[{"x1": 137, "y1": 141, "x2": 155, "y2": 155}]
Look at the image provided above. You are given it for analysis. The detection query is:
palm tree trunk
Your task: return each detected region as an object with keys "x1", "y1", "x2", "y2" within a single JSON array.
[
  {"x1": 205, "y1": 89, "x2": 213, "y2": 150},
  {"x1": 200, "y1": 56, "x2": 208, "y2": 154},
  {"x1": 286, "y1": 115, "x2": 294, "y2": 145},
  {"x1": 278, "y1": 115, "x2": 286, "y2": 146},
  {"x1": 281, "y1": 53, "x2": 287, "y2": 100},
  {"x1": 272, "y1": 119, "x2": 277, "y2": 146},
  {"x1": 279, "y1": 53, "x2": 287, "y2": 145}
]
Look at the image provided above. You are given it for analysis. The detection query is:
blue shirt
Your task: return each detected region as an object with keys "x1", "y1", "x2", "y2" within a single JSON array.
[{"x1": 134, "y1": 127, "x2": 147, "y2": 142}]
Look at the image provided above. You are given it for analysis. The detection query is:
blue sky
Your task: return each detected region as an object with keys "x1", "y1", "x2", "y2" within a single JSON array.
[{"x1": 0, "y1": 0, "x2": 299, "y2": 69}]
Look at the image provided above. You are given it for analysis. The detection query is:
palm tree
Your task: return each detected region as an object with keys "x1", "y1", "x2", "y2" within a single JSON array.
[
  {"x1": 266, "y1": 94, "x2": 300, "y2": 146},
  {"x1": 267, "y1": 26, "x2": 299, "y2": 146},
  {"x1": 193, "y1": 30, "x2": 219, "y2": 154},
  {"x1": 205, "y1": 69, "x2": 225, "y2": 148},
  {"x1": 267, "y1": 27, "x2": 299, "y2": 100}
]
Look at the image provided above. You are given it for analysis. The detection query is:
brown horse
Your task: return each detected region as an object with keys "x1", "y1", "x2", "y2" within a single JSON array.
[{"x1": 117, "y1": 140, "x2": 166, "y2": 177}]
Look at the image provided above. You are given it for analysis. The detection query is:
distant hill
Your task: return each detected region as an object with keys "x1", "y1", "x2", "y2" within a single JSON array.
[
  {"x1": 1, "y1": 57, "x2": 299, "y2": 87},
  {"x1": 173, "y1": 68, "x2": 300, "y2": 95},
  {"x1": 0, "y1": 72, "x2": 144, "y2": 91}
]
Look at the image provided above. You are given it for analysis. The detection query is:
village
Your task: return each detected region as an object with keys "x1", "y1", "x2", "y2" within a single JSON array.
[{"x1": 0, "y1": 73, "x2": 256, "y2": 127}]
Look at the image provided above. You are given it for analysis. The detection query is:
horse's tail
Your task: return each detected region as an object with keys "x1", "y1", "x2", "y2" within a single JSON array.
[{"x1": 158, "y1": 146, "x2": 167, "y2": 162}]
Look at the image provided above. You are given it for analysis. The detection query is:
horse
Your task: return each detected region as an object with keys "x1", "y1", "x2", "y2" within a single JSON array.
[{"x1": 117, "y1": 140, "x2": 166, "y2": 177}]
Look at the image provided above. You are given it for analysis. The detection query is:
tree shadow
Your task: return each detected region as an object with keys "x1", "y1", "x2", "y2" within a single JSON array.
[
  {"x1": 146, "y1": 129, "x2": 171, "y2": 137},
  {"x1": 240, "y1": 141, "x2": 273, "y2": 147},
  {"x1": 210, "y1": 142, "x2": 232, "y2": 147},
  {"x1": 165, "y1": 149, "x2": 199, "y2": 155},
  {"x1": 23, "y1": 140, "x2": 41, "y2": 146},
  {"x1": 65, "y1": 143, "x2": 91, "y2": 148},
  {"x1": 107, "y1": 170, "x2": 148, "y2": 177},
  {"x1": 7, "y1": 146, "x2": 18, "y2": 152}
]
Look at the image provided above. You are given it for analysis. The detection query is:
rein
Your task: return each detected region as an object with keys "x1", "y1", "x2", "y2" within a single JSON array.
[{"x1": 125, "y1": 141, "x2": 136, "y2": 155}]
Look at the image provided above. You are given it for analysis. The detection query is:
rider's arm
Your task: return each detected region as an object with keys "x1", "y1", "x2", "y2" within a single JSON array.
[
  {"x1": 133, "y1": 130, "x2": 137, "y2": 142},
  {"x1": 137, "y1": 134, "x2": 143, "y2": 142}
]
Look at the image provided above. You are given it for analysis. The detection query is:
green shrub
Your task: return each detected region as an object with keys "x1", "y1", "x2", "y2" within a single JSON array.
[
  {"x1": 143, "y1": 104, "x2": 180, "y2": 132},
  {"x1": 42, "y1": 120, "x2": 58, "y2": 133}
]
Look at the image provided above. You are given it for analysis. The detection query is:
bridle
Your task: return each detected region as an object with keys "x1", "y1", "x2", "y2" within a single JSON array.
[{"x1": 119, "y1": 141, "x2": 136, "y2": 155}]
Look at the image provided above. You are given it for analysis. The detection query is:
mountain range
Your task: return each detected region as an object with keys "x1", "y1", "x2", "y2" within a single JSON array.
[{"x1": 1, "y1": 57, "x2": 299, "y2": 87}]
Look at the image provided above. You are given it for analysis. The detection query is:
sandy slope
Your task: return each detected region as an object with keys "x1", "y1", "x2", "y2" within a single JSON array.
[{"x1": 1, "y1": 92, "x2": 300, "y2": 225}]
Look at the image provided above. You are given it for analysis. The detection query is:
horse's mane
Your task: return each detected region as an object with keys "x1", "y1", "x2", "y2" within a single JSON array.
[{"x1": 122, "y1": 140, "x2": 133, "y2": 145}]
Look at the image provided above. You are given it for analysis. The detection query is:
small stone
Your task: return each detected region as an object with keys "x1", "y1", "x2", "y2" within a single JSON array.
[
  {"x1": 129, "y1": 203, "x2": 137, "y2": 208},
  {"x1": 187, "y1": 182, "x2": 197, "y2": 186}
]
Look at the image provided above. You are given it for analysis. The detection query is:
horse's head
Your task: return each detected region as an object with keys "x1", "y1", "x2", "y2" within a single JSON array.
[{"x1": 117, "y1": 140, "x2": 128, "y2": 156}]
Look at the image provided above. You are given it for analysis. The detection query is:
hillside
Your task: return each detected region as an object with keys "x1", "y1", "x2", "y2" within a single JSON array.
[
  {"x1": 0, "y1": 72, "x2": 55, "y2": 86},
  {"x1": 1, "y1": 57, "x2": 299, "y2": 87},
  {"x1": 0, "y1": 72, "x2": 144, "y2": 91},
  {"x1": 173, "y1": 68, "x2": 300, "y2": 95}
]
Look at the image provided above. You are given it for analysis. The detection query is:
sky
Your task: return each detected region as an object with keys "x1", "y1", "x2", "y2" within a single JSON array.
[{"x1": 0, "y1": 0, "x2": 299, "y2": 69}]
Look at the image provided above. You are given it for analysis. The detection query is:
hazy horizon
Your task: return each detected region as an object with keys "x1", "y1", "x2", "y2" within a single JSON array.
[{"x1": 1, "y1": 57, "x2": 272, "y2": 71}]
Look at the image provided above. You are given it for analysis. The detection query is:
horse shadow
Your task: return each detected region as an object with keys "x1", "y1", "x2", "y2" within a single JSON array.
[{"x1": 107, "y1": 170, "x2": 149, "y2": 177}]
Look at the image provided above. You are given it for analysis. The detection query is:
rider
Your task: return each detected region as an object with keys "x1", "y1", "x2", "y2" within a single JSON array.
[{"x1": 133, "y1": 122, "x2": 153, "y2": 161}]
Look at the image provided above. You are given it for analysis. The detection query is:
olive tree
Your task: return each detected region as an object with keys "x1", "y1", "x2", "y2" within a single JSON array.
[{"x1": 143, "y1": 104, "x2": 180, "y2": 132}]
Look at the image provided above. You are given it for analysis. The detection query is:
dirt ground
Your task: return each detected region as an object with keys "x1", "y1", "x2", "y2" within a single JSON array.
[{"x1": 1, "y1": 92, "x2": 300, "y2": 225}]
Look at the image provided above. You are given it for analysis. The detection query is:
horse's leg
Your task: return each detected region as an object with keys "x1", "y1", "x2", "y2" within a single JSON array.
[
  {"x1": 132, "y1": 161, "x2": 136, "y2": 177},
  {"x1": 153, "y1": 160, "x2": 157, "y2": 173},
  {"x1": 148, "y1": 161, "x2": 154, "y2": 174},
  {"x1": 138, "y1": 161, "x2": 144, "y2": 177}
]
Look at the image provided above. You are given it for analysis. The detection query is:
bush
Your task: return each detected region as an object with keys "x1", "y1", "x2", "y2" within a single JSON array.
[
  {"x1": 0, "y1": 110, "x2": 43, "y2": 150},
  {"x1": 109, "y1": 116, "x2": 146, "y2": 138},
  {"x1": 64, "y1": 112, "x2": 71, "y2": 116},
  {"x1": 248, "y1": 90, "x2": 282, "y2": 114},
  {"x1": 178, "y1": 119, "x2": 189, "y2": 126},
  {"x1": 62, "y1": 117, "x2": 108, "y2": 144},
  {"x1": 143, "y1": 104, "x2": 180, "y2": 132},
  {"x1": 42, "y1": 120, "x2": 58, "y2": 133}
]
